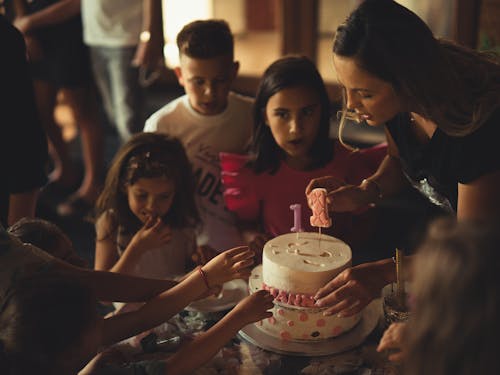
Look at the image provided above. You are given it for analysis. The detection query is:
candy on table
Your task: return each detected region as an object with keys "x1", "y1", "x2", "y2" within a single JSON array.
[{"x1": 307, "y1": 188, "x2": 332, "y2": 228}]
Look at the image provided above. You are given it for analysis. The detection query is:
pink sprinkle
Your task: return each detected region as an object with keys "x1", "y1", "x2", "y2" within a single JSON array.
[
  {"x1": 277, "y1": 308, "x2": 285, "y2": 316},
  {"x1": 280, "y1": 331, "x2": 292, "y2": 341},
  {"x1": 287, "y1": 320, "x2": 294, "y2": 327},
  {"x1": 268, "y1": 317, "x2": 276, "y2": 325},
  {"x1": 332, "y1": 326, "x2": 343, "y2": 336},
  {"x1": 299, "y1": 312, "x2": 308, "y2": 322},
  {"x1": 316, "y1": 319, "x2": 326, "y2": 327}
]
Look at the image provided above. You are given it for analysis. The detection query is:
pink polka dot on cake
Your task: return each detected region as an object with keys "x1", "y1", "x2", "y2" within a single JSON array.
[
  {"x1": 287, "y1": 320, "x2": 294, "y2": 327},
  {"x1": 280, "y1": 331, "x2": 292, "y2": 341},
  {"x1": 299, "y1": 312, "x2": 308, "y2": 321},
  {"x1": 268, "y1": 317, "x2": 276, "y2": 325},
  {"x1": 316, "y1": 319, "x2": 326, "y2": 327},
  {"x1": 277, "y1": 308, "x2": 285, "y2": 316},
  {"x1": 332, "y1": 326, "x2": 343, "y2": 336}
]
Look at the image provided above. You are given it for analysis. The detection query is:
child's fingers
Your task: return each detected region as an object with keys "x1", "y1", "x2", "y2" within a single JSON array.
[
  {"x1": 230, "y1": 249, "x2": 256, "y2": 264},
  {"x1": 222, "y1": 246, "x2": 251, "y2": 257}
]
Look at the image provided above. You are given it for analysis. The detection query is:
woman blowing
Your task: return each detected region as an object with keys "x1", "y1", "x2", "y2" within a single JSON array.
[{"x1": 309, "y1": 0, "x2": 500, "y2": 317}]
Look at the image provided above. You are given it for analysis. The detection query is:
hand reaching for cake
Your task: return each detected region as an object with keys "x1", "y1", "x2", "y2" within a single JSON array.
[
  {"x1": 314, "y1": 259, "x2": 394, "y2": 316},
  {"x1": 201, "y1": 246, "x2": 255, "y2": 287},
  {"x1": 231, "y1": 289, "x2": 274, "y2": 325}
]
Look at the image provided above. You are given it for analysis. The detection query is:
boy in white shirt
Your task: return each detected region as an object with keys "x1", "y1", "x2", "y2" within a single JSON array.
[{"x1": 144, "y1": 20, "x2": 253, "y2": 255}]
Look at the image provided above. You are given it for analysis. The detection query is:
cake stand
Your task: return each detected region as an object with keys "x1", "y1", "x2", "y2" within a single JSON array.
[{"x1": 238, "y1": 265, "x2": 382, "y2": 356}]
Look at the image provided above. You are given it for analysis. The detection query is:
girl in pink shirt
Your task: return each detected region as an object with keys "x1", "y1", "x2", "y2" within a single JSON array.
[{"x1": 221, "y1": 56, "x2": 386, "y2": 263}]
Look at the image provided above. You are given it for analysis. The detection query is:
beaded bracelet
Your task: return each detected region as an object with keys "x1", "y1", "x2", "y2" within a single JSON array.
[{"x1": 198, "y1": 266, "x2": 210, "y2": 290}]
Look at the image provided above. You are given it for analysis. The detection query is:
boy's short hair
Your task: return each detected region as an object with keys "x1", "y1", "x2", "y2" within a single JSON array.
[{"x1": 177, "y1": 19, "x2": 234, "y2": 59}]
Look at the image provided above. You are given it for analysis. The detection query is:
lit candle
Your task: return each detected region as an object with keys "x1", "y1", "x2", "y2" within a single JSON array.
[{"x1": 290, "y1": 204, "x2": 303, "y2": 235}]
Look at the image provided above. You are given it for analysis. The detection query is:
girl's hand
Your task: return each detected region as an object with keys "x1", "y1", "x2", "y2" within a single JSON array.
[
  {"x1": 129, "y1": 216, "x2": 172, "y2": 253},
  {"x1": 231, "y1": 290, "x2": 274, "y2": 325},
  {"x1": 377, "y1": 322, "x2": 407, "y2": 362},
  {"x1": 202, "y1": 246, "x2": 254, "y2": 287},
  {"x1": 314, "y1": 261, "x2": 390, "y2": 317}
]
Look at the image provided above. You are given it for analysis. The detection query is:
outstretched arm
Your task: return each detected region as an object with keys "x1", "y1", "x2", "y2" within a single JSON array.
[
  {"x1": 100, "y1": 246, "x2": 254, "y2": 346},
  {"x1": 164, "y1": 290, "x2": 273, "y2": 375}
]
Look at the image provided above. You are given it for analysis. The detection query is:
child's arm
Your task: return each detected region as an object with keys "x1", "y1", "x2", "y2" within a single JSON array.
[
  {"x1": 56, "y1": 261, "x2": 177, "y2": 302},
  {"x1": 101, "y1": 246, "x2": 255, "y2": 346},
  {"x1": 163, "y1": 290, "x2": 273, "y2": 375}
]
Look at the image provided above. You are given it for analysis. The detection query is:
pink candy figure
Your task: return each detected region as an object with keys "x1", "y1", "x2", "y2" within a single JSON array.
[{"x1": 308, "y1": 188, "x2": 332, "y2": 228}]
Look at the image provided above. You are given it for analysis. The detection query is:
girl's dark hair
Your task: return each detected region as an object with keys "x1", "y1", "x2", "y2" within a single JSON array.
[
  {"x1": 0, "y1": 273, "x2": 97, "y2": 374},
  {"x1": 405, "y1": 218, "x2": 500, "y2": 374},
  {"x1": 250, "y1": 55, "x2": 333, "y2": 174},
  {"x1": 96, "y1": 133, "x2": 200, "y2": 236},
  {"x1": 333, "y1": 0, "x2": 500, "y2": 136}
]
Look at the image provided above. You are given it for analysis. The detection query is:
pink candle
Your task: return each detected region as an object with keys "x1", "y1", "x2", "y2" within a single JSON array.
[{"x1": 290, "y1": 204, "x2": 303, "y2": 233}]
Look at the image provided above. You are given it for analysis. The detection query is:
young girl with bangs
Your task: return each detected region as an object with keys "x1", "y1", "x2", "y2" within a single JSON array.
[
  {"x1": 221, "y1": 55, "x2": 386, "y2": 263},
  {"x1": 95, "y1": 132, "x2": 200, "y2": 280}
]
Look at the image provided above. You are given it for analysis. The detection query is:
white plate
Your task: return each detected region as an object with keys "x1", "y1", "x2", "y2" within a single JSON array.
[
  {"x1": 186, "y1": 279, "x2": 249, "y2": 312},
  {"x1": 238, "y1": 299, "x2": 382, "y2": 357}
]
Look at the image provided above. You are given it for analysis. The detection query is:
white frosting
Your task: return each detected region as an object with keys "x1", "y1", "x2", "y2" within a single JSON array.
[
  {"x1": 262, "y1": 232, "x2": 352, "y2": 295},
  {"x1": 250, "y1": 265, "x2": 361, "y2": 341}
]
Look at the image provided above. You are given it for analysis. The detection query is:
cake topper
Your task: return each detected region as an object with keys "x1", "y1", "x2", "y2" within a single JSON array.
[
  {"x1": 307, "y1": 188, "x2": 332, "y2": 246},
  {"x1": 289, "y1": 204, "x2": 303, "y2": 239}
]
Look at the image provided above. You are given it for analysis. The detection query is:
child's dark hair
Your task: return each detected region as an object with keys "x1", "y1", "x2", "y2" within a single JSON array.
[
  {"x1": 0, "y1": 273, "x2": 97, "y2": 374},
  {"x1": 177, "y1": 19, "x2": 234, "y2": 59},
  {"x1": 96, "y1": 133, "x2": 200, "y2": 235},
  {"x1": 7, "y1": 218, "x2": 87, "y2": 268},
  {"x1": 250, "y1": 55, "x2": 333, "y2": 174}
]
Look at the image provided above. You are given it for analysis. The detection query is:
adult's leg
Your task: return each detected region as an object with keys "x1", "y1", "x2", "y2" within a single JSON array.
[
  {"x1": 33, "y1": 79, "x2": 78, "y2": 187},
  {"x1": 60, "y1": 85, "x2": 104, "y2": 205}
]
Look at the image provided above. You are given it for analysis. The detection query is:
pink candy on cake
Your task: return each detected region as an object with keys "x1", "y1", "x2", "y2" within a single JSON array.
[{"x1": 307, "y1": 188, "x2": 332, "y2": 228}]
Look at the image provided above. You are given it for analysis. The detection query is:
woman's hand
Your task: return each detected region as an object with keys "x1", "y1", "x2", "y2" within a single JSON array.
[
  {"x1": 202, "y1": 246, "x2": 254, "y2": 287},
  {"x1": 314, "y1": 260, "x2": 393, "y2": 316},
  {"x1": 306, "y1": 176, "x2": 371, "y2": 212},
  {"x1": 230, "y1": 290, "x2": 274, "y2": 325},
  {"x1": 377, "y1": 322, "x2": 407, "y2": 362},
  {"x1": 129, "y1": 216, "x2": 172, "y2": 253}
]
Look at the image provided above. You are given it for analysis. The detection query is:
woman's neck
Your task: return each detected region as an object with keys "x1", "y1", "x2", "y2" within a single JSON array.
[{"x1": 410, "y1": 112, "x2": 438, "y2": 141}]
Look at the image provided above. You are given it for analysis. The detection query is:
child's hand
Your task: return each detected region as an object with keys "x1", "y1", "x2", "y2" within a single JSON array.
[
  {"x1": 377, "y1": 322, "x2": 407, "y2": 362},
  {"x1": 130, "y1": 216, "x2": 172, "y2": 253},
  {"x1": 202, "y1": 246, "x2": 254, "y2": 287},
  {"x1": 231, "y1": 290, "x2": 274, "y2": 325}
]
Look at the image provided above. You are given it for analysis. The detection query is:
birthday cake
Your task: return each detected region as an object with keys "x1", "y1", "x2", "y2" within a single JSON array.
[{"x1": 249, "y1": 232, "x2": 361, "y2": 341}]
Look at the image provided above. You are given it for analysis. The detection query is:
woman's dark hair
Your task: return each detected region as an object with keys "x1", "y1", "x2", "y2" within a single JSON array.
[
  {"x1": 405, "y1": 218, "x2": 500, "y2": 374},
  {"x1": 333, "y1": 0, "x2": 500, "y2": 136},
  {"x1": 0, "y1": 273, "x2": 97, "y2": 374},
  {"x1": 250, "y1": 55, "x2": 333, "y2": 174},
  {"x1": 96, "y1": 132, "x2": 200, "y2": 237}
]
